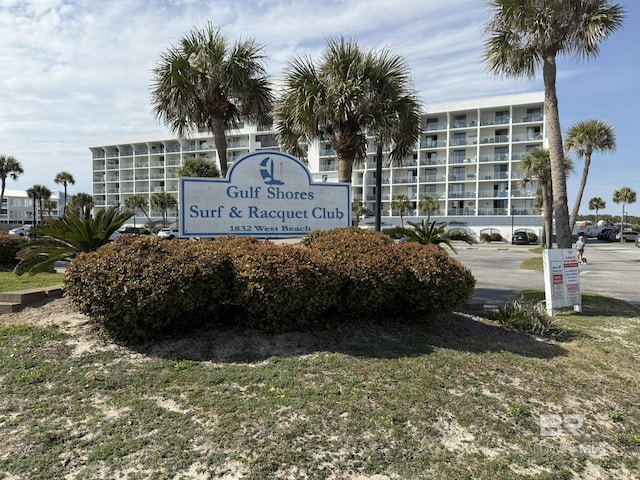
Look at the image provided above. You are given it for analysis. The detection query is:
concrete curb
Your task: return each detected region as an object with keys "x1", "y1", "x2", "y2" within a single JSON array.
[{"x1": 0, "y1": 285, "x2": 64, "y2": 314}]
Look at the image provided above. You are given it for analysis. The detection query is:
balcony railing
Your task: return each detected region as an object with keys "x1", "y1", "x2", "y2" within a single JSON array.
[
  {"x1": 448, "y1": 191, "x2": 476, "y2": 199},
  {"x1": 392, "y1": 177, "x2": 417, "y2": 184},
  {"x1": 478, "y1": 208, "x2": 508, "y2": 215},
  {"x1": 479, "y1": 154, "x2": 509, "y2": 162},
  {"x1": 420, "y1": 140, "x2": 447, "y2": 148},
  {"x1": 513, "y1": 114, "x2": 543, "y2": 124},
  {"x1": 420, "y1": 175, "x2": 446, "y2": 183},
  {"x1": 449, "y1": 157, "x2": 476, "y2": 165},
  {"x1": 480, "y1": 135, "x2": 509, "y2": 144}
]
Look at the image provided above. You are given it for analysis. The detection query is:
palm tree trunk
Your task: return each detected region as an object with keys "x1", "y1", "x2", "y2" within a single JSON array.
[
  {"x1": 543, "y1": 55, "x2": 571, "y2": 248},
  {"x1": 213, "y1": 117, "x2": 229, "y2": 178},
  {"x1": 569, "y1": 154, "x2": 592, "y2": 233}
]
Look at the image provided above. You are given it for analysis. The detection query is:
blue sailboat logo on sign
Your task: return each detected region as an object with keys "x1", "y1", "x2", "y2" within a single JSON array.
[{"x1": 260, "y1": 157, "x2": 284, "y2": 185}]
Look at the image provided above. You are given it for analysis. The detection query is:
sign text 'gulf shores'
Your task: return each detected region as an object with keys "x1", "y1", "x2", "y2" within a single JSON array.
[{"x1": 180, "y1": 151, "x2": 351, "y2": 238}]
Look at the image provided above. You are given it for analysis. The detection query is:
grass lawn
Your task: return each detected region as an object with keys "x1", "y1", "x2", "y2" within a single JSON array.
[
  {"x1": 0, "y1": 293, "x2": 638, "y2": 479},
  {"x1": 0, "y1": 271, "x2": 65, "y2": 293}
]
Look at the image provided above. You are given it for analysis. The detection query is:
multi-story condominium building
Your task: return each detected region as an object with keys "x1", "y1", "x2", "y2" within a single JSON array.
[
  {"x1": 0, "y1": 189, "x2": 61, "y2": 227},
  {"x1": 89, "y1": 92, "x2": 545, "y2": 236}
]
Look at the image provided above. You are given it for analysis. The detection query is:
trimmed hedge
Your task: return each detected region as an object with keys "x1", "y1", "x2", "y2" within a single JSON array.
[
  {"x1": 0, "y1": 233, "x2": 28, "y2": 266},
  {"x1": 64, "y1": 229, "x2": 476, "y2": 340}
]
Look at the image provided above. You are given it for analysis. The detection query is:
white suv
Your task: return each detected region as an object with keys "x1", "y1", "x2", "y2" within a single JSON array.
[{"x1": 157, "y1": 228, "x2": 179, "y2": 239}]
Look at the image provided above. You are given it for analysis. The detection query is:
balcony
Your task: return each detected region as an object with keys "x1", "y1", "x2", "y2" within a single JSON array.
[
  {"x1": 424, "y1": 122, "x2": 447, "y2": 131},
  {"x1": 478, "y1": 208, "x2": 508, "y2": 215},
  {"x1": 448, "y1": 208, "x2": 475, "y2": 216},
  {"x1": 513, "y1": 114, "x2": 543, "y2": 124},
  {"x1": 420, "y1": 140, "x2": 447, "y2": 148},
  {"x1": 423, "y1": 158, "x2": 444, "y2": 166},
  {"x1": 449, "y1": 157, "x2": 476, "y2": 165},
  {"x1": 420, "y1": 175, "x2": 446, "y2": 183},
  {"x1": 392, "y1": 177, "x2": 417, "y2": 184},
  {"x1": 479, "y1": 154, "x2": 509, "y2": 163},
  {"x1": 480, "y1": 172, "x2": 509, "y2": 181},
  {"x1": 448, "y1": 174, "x2": 475, "y2": 182},
  {"x1": 480, "y1": 135, "x2": 509, "y2": 144},
  {"x1": 319, "y1": 163, "x2": 337, "y2": 172},
  {"x1": 480, "y1": 118, "x2": 509, "y2": 126},
  {"x1": 448, "y1": 191, "x2": 476, "y2": 199},
  {"x1": 449, "y1": 137, "x2": 478, "y2": 146}
]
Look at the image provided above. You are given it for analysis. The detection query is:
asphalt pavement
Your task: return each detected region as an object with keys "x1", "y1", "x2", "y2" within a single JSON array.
[{"x1": 450, "y1": 239, "x2": 640, "y2": 308}]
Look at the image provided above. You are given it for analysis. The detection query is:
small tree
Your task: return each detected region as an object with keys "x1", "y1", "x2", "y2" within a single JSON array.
[
  {"x1": 418, "y1": 195, "x2": 439, "y2": 223},
  {"x1": 391, "y1": 194, "x2": 411, "y2": 228},
  {"x1": 151, "y1": 192, "x2": 177, "y2": 227},
  {"x1": 386, "y1": 219, "x2": 477, "y2": 253},
  {"x1": 43, "y1": 199, "x2": 57, "y2": 219},
  {"x1": 588, "y1": 197, "x2": 606, "y2": 225},
  {"x1": 612, "y1": 187, "x2": 637, "y2": 241},
  {"x1": 178, "y1": 157, "x2": 220, "y2": 178},
  {"x1": 68, "y1": 193, "x2": 94, "y2": 219},
  {"x1": 14, "y1": 206, "x2": 133, "y2": 275},
  {"x1": 124, "y1": 194, "x2": 152, "y2": 227},
  {"x1": 54, "y1": 171, "x2": 75, "y2": 215},
  {"x1": 351, "y1": 199, "x2": 368, "y2": 226}
]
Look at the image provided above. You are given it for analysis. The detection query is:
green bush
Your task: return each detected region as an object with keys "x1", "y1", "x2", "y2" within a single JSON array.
[
  {"x1": 490, "y1": 233, "x2": 503, "y2": 242},
  {"x1": 394, "y1": 242, "x2": 475, "y2": 315},
  {"x1": 303, "y1": 228, "x2": 406, "y2": 316},
  {"x1": 231, "y1": 242, "x2": 339, "y2": 332},
  {"x1": 64, "y1": 229, "x2": 478, "y2": 340},
  {"x1": 480, "y1": 233, "x2": 491, "y2": 242},
  {"x1": 527, "y1": 232, "x2": 538, "y2": 243},
  {"x1": 65, "y1": 236, "x2": 233, "y2": 340},
  {"x1": 0, "y1": 233, "x2": 27, "y2": 266}
]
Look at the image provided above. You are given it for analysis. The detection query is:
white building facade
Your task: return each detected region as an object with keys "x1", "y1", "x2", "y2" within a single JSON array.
[
  {"x1": 0, "y1": 189, "x2": 61, "y2": 227},
  {"x1": 89, "y1": 92, "x2": 546, "y2": 237}
]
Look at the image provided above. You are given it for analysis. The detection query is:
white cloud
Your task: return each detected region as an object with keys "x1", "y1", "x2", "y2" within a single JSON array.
[{"x1": 0, "y1": 0, "x2": 637, "y2": 215}]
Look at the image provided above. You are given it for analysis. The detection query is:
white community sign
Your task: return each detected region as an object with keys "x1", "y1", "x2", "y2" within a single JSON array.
[
  {"x1": 542, "y1": 248, "x2": 582, "y2": 315},
  {"x1": 180, "y1": 151, "x2": 351, "y2": 238}
]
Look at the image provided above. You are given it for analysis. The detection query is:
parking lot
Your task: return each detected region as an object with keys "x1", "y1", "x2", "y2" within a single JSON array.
[{"x1": 450, "y1": 240, "x2": 640, "y2": 308}]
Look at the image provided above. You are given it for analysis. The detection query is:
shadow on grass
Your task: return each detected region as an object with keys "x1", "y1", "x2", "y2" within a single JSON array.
[
  {"x1": 518, "y1": 290, "x2": 640, "y2": 319},
  {"x1": 130, "y1": 310, "x2": 567, "y2": 364}
]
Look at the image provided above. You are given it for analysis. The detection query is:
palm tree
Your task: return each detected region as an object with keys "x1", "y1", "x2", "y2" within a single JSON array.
[
  {"x1": 27, "y1": 184, "x2": 51, "y2": 224},
  {"x1": 275, "y1": 36, "x2": 421, "y2": 184},
  {"x1": 150, "y1": 22, "x2": 273, "y2": 178},
  {"x1": 54, "y1": 171, "x2": 75, "y2": 215},
  {"x1": 68, "y1": 193, "x2": 94, "y2": 219},
  {"x1": 391, "y1": 194, "x2": 411, "y2": 228},
  {"x1": 26, "y1": 187, "x2": 37, "y2": 226},
  {"x1": 565, "y1": 119, "x2": 616, "y2": 232},
  {"x1": 418, "y1": 195, "x2": 440, "y2": 223},
  {"x1": 351, "y1": 199, "x2": 368, "y2": 227},
  {"x1": 612, "y1": 187, "x2": 636, "y2": 241},
  {"x1": 588, "y1": 196, "x2": 606, "y2": 225},
  {"x1": 124, "y1": 194, "x2": 152, "y2": 227},
  {"x1": 150, "y1": 192, "x2": 177, "y2": 227},
  {"x1": 520, "y1": 150, "x2": 554, "y2": 248},
  {"x1": 0, "y1": 155, "x2": 24, "y2": 221},
  {"x1": 14, "y1": 206, "x2": 133, "y2": 275},
  {"x1": 484, "y1": 0, "x2": 625, "y2": 248},
  {"x1": 386, "y1": 219, "x2": 477, "y2": 253},
  {"x1": 43, "y1": 199, "x2": 57, "y2": 219},
  {"x1": 178, "y1": 157, "x2": 220, "y2": 178}
]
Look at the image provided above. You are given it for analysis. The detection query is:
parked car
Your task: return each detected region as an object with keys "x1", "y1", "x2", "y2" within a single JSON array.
[
  {"x1": 157, "y1": 228, "x2": 179, "y2": 239},
  {"x1": 8, "y1": 225, "x2": 31, "y2": 236},
  {"x1": 109, "y1": 226, "x2": 150, "y2": 241},
  {"x1": 617, "y1": 230, "x2": 639, "y2": 242},
  {"x1": 511, "y1": 231, "x2": 530, "y2": 245}
]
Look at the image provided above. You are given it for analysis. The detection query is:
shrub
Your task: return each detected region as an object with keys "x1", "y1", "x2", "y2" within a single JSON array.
[
  {"x1": 65, "y1": 236, "x2": 233, "y2": 340},
  {"x1": 480, "y1": 233, "x2": 491, "y2": 242},
  {"x1": 0, "y1": 233, "x2": 27, "y2": 266},
  {"x1": 490, "y1": 299, "x2": 566, "y2": 340},
  {"x1": 394, "y1": 242, "x2": 475, "y2": 315},
  {"x1": 303, "y1": 228, "x2": 406, "y2": 316},
  {"x1": 490, "y1": 233, "x2": 503, "y2": 242},
  {"x1": 231, "y1": 242, "x2": 340, "y2": 332},
  {"x1": 527, "y1": 232, "x2": 538, "y2": 243}
]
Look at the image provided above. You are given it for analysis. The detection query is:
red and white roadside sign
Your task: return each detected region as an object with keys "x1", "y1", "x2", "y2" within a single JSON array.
[{"x1": 543, "y1": 249, "x2": 582, "y2": 315}]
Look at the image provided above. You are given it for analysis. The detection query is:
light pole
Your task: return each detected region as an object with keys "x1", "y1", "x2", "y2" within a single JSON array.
[{"x1": 375, "y1": 143, "x2": 382, "y2": 232}]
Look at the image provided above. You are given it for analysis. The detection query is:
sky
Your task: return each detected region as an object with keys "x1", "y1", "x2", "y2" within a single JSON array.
[{"x1": 0, "y1": 0, "x2": 638, "y2": 217}]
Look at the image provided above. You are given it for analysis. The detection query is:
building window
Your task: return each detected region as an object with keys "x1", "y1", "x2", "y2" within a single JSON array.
[
  {"x1": 495, "y1": 110, "x2": 509, "y2": 124},
  {"x1": 453, "y1": 115, "x2": 467, "y2": 128},
  {"x1": 426, "y1": 118, "x2": 439, "y2": 131}
]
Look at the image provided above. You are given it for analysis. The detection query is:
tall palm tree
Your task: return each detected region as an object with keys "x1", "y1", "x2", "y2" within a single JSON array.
[
  {"x1": 484, "y1": 0, "x2": 625, "y2": 248},
  {"x1": 150, "y1": 22, "x2": 273, "y2": 178},
  {"x1": 54, "y1": 171, "x2": 75, "y2": 215},
  {"x1": 275, "y1": 36, "x2": 421, "y2": 184},
  {"x1": 565, "y1": 119, "x2": 616, "y2": 232},
  {"x1": 418, "y1": 195, "x2": 440, "y2": 223},
  {"x1": 124, "y1": 194, "x2": 152, "y2": 227},
  {"x1": 150, "y1": 192, "x2": 177, "y2": 227},
  {"x1": 0, "y1": 155, "x2": 24, "y2": 221},
  {"x1": 612, "y1": 187, "x2": 636, "y2": 241},
  {"x1": 588, "y1": 196, "x2": 606, "y2": 225},
  {"x1": 391, "y1": 194, "x2": 411, "y2": 228}
]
